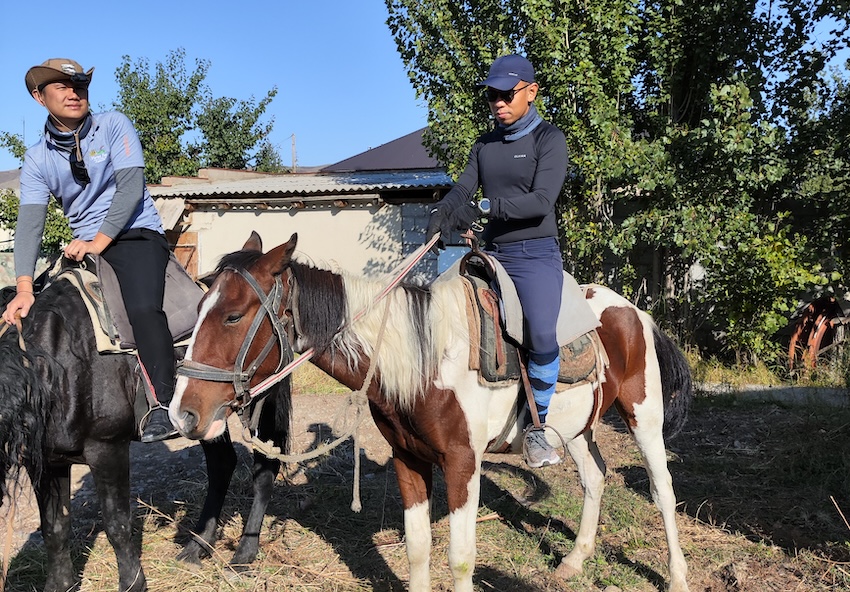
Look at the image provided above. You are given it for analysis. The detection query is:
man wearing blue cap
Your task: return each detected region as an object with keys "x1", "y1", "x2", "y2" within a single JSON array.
[{"x1": 427, "y1": 54, "x2": 568, "y2": 468}]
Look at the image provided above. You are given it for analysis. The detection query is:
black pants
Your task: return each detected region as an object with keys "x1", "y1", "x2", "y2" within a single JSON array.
[{"x1": 101, "y1": 229, "x2": 175, "y2": 404}]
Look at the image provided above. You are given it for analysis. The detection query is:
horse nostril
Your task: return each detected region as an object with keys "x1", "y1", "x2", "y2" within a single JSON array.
[{"x1": 180, "y1": 409, "x2": 199, "y2": 433}]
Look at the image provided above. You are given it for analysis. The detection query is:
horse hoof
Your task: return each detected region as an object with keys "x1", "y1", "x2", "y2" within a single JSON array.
[
  {"x1": 176, "y1": 547, "x2": 204, "y2": 567},
  {"x1": 554, "y1": 562, "x2": 581, "y2": 580}
]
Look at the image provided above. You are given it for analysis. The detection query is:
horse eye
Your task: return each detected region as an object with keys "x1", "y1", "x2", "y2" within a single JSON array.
[{"x1": 225, "y1": 313, "x2": 243, "y2": 325}]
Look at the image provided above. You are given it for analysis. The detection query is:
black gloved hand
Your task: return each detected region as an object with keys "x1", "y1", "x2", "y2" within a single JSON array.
[
  {"x1": 427, "y1": 206, "x2": 451, "y2": 252},
  {"x1": 448, "y1": 200, "x2": 480, "y2": 232}
]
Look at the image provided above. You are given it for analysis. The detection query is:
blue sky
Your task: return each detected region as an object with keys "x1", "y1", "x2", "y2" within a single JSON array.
[{"x1": 0, "y1": 1, "x2": 429, "y2": 172}]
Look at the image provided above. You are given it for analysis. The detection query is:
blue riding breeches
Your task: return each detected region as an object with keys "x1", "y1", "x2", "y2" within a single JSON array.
[{"x1": 487, "y1": 237, "x2": 563, "y2": 422}]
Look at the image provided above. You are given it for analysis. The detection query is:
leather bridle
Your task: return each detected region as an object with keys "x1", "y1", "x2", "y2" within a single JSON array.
[{"x1": 176, "y1": 266, "x2": 294, "y2": 411}]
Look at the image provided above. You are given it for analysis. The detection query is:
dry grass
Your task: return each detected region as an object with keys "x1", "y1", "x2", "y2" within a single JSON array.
[
  {"x1": 4, "y1": 392, "x2": 850, "y2": 591},
  {"x1": 292, "y1": 362, "x2": 348, "y2": 397}
]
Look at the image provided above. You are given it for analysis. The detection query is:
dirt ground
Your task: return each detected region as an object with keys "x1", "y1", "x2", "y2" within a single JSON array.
[{"x1": 2, "y1": 390, "x2": 850, "y2": 591}]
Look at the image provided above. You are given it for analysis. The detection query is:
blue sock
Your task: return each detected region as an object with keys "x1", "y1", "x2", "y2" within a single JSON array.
[{"x1": 528, "y1": 354, "x2": 560, "y2": 424}]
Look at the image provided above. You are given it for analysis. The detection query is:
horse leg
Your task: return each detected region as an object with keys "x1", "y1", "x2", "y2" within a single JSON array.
[
  {"x1": 85, "y1": 441, "x2": 147, "y2": 592},
  {"x1": 394, "y1": 455, "x2": 433, "y2": 592},
  {"x1": 630, "y1": 420, "x2": 689, "y2": 592},
  {"x1": 35, "y1": 464, "x2": 77, "y2": 592},
  {"x1": 555, "y1": 430, "x2": 606, "y2": 580},
  {"x1": 230, "y1": 450, "x2": 280, "y2": 566},
  {"x1": 177, "y1": 434, "x2": 237, "y2": 564},
  {"x1": 443, "y1": 460, "x2": 479, "y2": 592}
]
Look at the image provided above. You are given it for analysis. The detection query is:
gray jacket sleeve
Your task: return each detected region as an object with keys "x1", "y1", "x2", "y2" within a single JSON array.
[
  {"x1": 99, "y1": 167, "x2": 145, "y2": 239},
  {"x1": 14, "y1": 203, "x2": 48, "y2": 278}
]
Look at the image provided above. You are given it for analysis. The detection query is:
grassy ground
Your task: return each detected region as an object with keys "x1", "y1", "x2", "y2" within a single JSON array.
[{"x1": 3, "y1": 367, "x2": 850, "y2": 591}]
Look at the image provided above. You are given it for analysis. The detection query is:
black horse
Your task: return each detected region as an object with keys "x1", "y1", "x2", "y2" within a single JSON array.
[{"x1": 0, "y1": 277, "x2": 291, "y2": 592}]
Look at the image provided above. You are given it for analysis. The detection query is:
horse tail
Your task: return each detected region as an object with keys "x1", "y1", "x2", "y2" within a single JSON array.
[
  {"x1": 652, "y1": 326, "x2": 693, "y2": 440},
  {"x1": 0, "y1": 321, "x2": 50, "y2": 505}
]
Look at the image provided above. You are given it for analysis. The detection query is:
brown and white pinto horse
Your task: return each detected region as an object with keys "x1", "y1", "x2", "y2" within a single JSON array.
[{"x1": 170, "y1": 233, "x2": 693, "y2": 592}]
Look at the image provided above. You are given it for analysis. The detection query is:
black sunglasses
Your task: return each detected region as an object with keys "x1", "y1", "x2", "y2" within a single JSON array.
[
  {"x1": 485, "y1": 83, "x2": 531, "y2": 103},
  {"x1": 70, "y1": 148, "x2": 90, "y2": 187},
  {"x1": 38, "y1": 73, "x2": 91, "y2": 93}
]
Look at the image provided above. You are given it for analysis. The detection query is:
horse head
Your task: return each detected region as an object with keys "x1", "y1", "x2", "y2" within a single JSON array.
[{"x1": 171, "y1": 232, "x2": 298, "y2": 440}]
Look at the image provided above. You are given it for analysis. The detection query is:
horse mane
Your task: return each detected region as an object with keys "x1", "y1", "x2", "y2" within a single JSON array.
[
  {"x1": 215, "y1": 248, "x2": 264, "y2": 276},
  {"x1": 290, "y1": 260, "x2": 470, "y2": 411},
  {"x1": 0, "y1": 283, "x2": 72, "y2": 503}
]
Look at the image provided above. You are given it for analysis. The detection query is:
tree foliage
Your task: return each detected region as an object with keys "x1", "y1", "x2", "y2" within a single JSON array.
[
  {"x1": 0, "y1": 189, "x2": 72, "y2": 253},
  {"x1": 113, "y1": 48, "x2": 283, "y2": 183},
  {"x1": 0, "y1": 132, "x2": 26, "y2": 163},
  {"x1": 196, "y1": 92, "x2": 279, "y2": 170},
  {"x1": 386, "y1": 0, "x2": 850, "y2": 364}
]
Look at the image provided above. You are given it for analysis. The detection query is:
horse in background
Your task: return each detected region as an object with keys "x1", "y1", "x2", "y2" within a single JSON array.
[
  {"x1": 0, "y1": 272, "x2": 290, "y2": 592},
  {"x1": 171, "y1": 232, "x2": 693, "y2": 592}
]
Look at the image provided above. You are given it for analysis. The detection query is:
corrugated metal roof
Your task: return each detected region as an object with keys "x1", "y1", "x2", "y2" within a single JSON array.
[{"x1": 148, "y1": 170, "x2": 452, "y2": 199}]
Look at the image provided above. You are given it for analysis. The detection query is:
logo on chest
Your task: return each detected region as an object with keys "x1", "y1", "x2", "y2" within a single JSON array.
[
  {"x1": 88, "y1": 147, "x2": 108, "y2": 164},
  {"x1": 513, "y1": 153, "x2": 527, "y2": 159}
]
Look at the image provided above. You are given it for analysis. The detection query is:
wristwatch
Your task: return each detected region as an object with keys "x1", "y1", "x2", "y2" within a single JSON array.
[{"x1": 478, "y1": 197, "x2": 491, "y2": 215}]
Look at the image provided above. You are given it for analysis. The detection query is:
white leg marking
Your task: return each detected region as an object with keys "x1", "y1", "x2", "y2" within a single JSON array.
[
  {"x1": 633, "y1": 420, "x2": 690, "y2": 591},
  {"x1": 631, "y1": 319, "x2": 689, "y2": 591},
  {"x1": 448, "y1": 469, "x2": 480, "y2": 592},
  {"x1": 405, "y1": 501, "x2": 432, "y2": 592},
  {"x1": 556, "y1": 431, "x2": 606, "y2": 579}
]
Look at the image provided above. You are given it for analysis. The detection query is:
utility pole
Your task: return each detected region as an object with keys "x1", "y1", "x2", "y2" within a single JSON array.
[{"x1": 291, "y1": 134, "x2": 297, "y2": 173}]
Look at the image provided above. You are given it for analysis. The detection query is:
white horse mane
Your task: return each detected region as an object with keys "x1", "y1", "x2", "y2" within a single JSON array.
[{"x1": 332, "y1": 270, "x2": 470, "y2": 411}]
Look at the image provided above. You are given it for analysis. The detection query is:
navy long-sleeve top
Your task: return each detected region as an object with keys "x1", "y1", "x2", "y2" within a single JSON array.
[{"x1": 439, "y1": 121, "x2": 568, "y2": 244}]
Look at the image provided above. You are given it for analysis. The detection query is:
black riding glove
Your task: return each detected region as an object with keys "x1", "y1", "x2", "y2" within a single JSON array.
[
  {"x1": 448, "y1": 200, "x2": 480, "y2": 232},
  {"x1": 427, "y1": 206, "x2": 451, "y2": 252}
]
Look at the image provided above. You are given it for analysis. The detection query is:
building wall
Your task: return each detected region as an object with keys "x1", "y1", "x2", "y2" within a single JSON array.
[{"x1": 186, "y1": 201, "x2": 431, "y2": 278}]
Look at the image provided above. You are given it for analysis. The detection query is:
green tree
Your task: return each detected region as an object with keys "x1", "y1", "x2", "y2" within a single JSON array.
[
  {"x1": 113, "y1": 48, "x2": 282, "y2": 183},
  {"x1": 0, "y1": 132, "x2": 26, "y2": 163},
  {"x1": 113, "y1": 49, "x2": 208, "y2": 183},
  {"x1": 254, "y1": 140, "x2": 289, "y2": 173},
  {"x1": 196, "y1": 91, "x2": 279, "y2": 170},
  {"x1": 0, "y1": 189, "x2": 72, "y2": 254}
]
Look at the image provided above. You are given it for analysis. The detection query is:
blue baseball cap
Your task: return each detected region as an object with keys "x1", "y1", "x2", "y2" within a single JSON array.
[{"x1": 477, "y1": 54, "x2": 536, "y2": 90}]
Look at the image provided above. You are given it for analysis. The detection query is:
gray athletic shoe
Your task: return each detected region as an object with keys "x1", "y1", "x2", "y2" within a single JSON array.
[{"x1": 524, "y1": 427, "x2": 561, "y2": 468}]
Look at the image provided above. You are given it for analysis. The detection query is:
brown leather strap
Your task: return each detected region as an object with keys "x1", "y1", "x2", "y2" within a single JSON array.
[{"x1": 518, "y1": 352, "x2": 542, "y2": 428}]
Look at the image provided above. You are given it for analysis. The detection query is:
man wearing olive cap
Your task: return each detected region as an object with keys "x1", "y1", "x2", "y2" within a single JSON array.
[{"x1": 3, "y1": 58, "x2": 178, "y2": 443}]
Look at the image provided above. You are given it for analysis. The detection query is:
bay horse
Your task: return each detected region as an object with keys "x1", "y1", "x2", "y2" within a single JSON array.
[
  {"x1": 171, "y1": 232, "x2": 693, "y2": 592},
  {"x1": 0, "y1": 271, "x2": 291, "y2": 592}
]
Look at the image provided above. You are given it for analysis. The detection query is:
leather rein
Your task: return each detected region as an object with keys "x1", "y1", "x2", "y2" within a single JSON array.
[{"x1": 176, "y1": 266, "x2": 295, "y2": 412}]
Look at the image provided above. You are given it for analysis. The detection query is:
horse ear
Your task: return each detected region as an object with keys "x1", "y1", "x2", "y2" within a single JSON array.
[
  {"x1": 263, "y1": 233, "x2": 298, "y2": 276},
  {"x1": 243, "y1": 231, "x2": 263, "y2": 252}
]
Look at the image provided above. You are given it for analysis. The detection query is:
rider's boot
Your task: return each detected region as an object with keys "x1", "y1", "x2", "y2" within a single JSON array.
[{"x1": 141, "y1": 405, "x2": 179, "y2": 443}]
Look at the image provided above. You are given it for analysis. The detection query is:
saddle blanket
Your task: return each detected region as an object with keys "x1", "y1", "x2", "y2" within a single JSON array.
[{"x1": 460, "y1": 272, "x2": 607, "y2": 388}]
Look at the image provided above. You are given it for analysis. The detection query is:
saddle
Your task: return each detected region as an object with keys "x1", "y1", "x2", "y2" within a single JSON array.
[
  {"x1": 36, "y1": 254, "x2": 204, "y2": 435},
  {"x1": 50, "y1": 253, "x2": 205, "y2": 353},
  {"x1": 457, "y1": 249, "x2": 608, "y2": 389}
]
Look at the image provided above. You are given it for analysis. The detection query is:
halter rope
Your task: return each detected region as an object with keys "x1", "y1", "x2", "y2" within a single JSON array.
[{"x1": 251, "y1": 295, "x2": 393, "y2": 511}]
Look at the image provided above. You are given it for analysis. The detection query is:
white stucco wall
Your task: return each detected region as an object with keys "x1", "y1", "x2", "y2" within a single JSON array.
[{"x1": 188, "y1": 202, "x2": 403, "y2": 277}]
